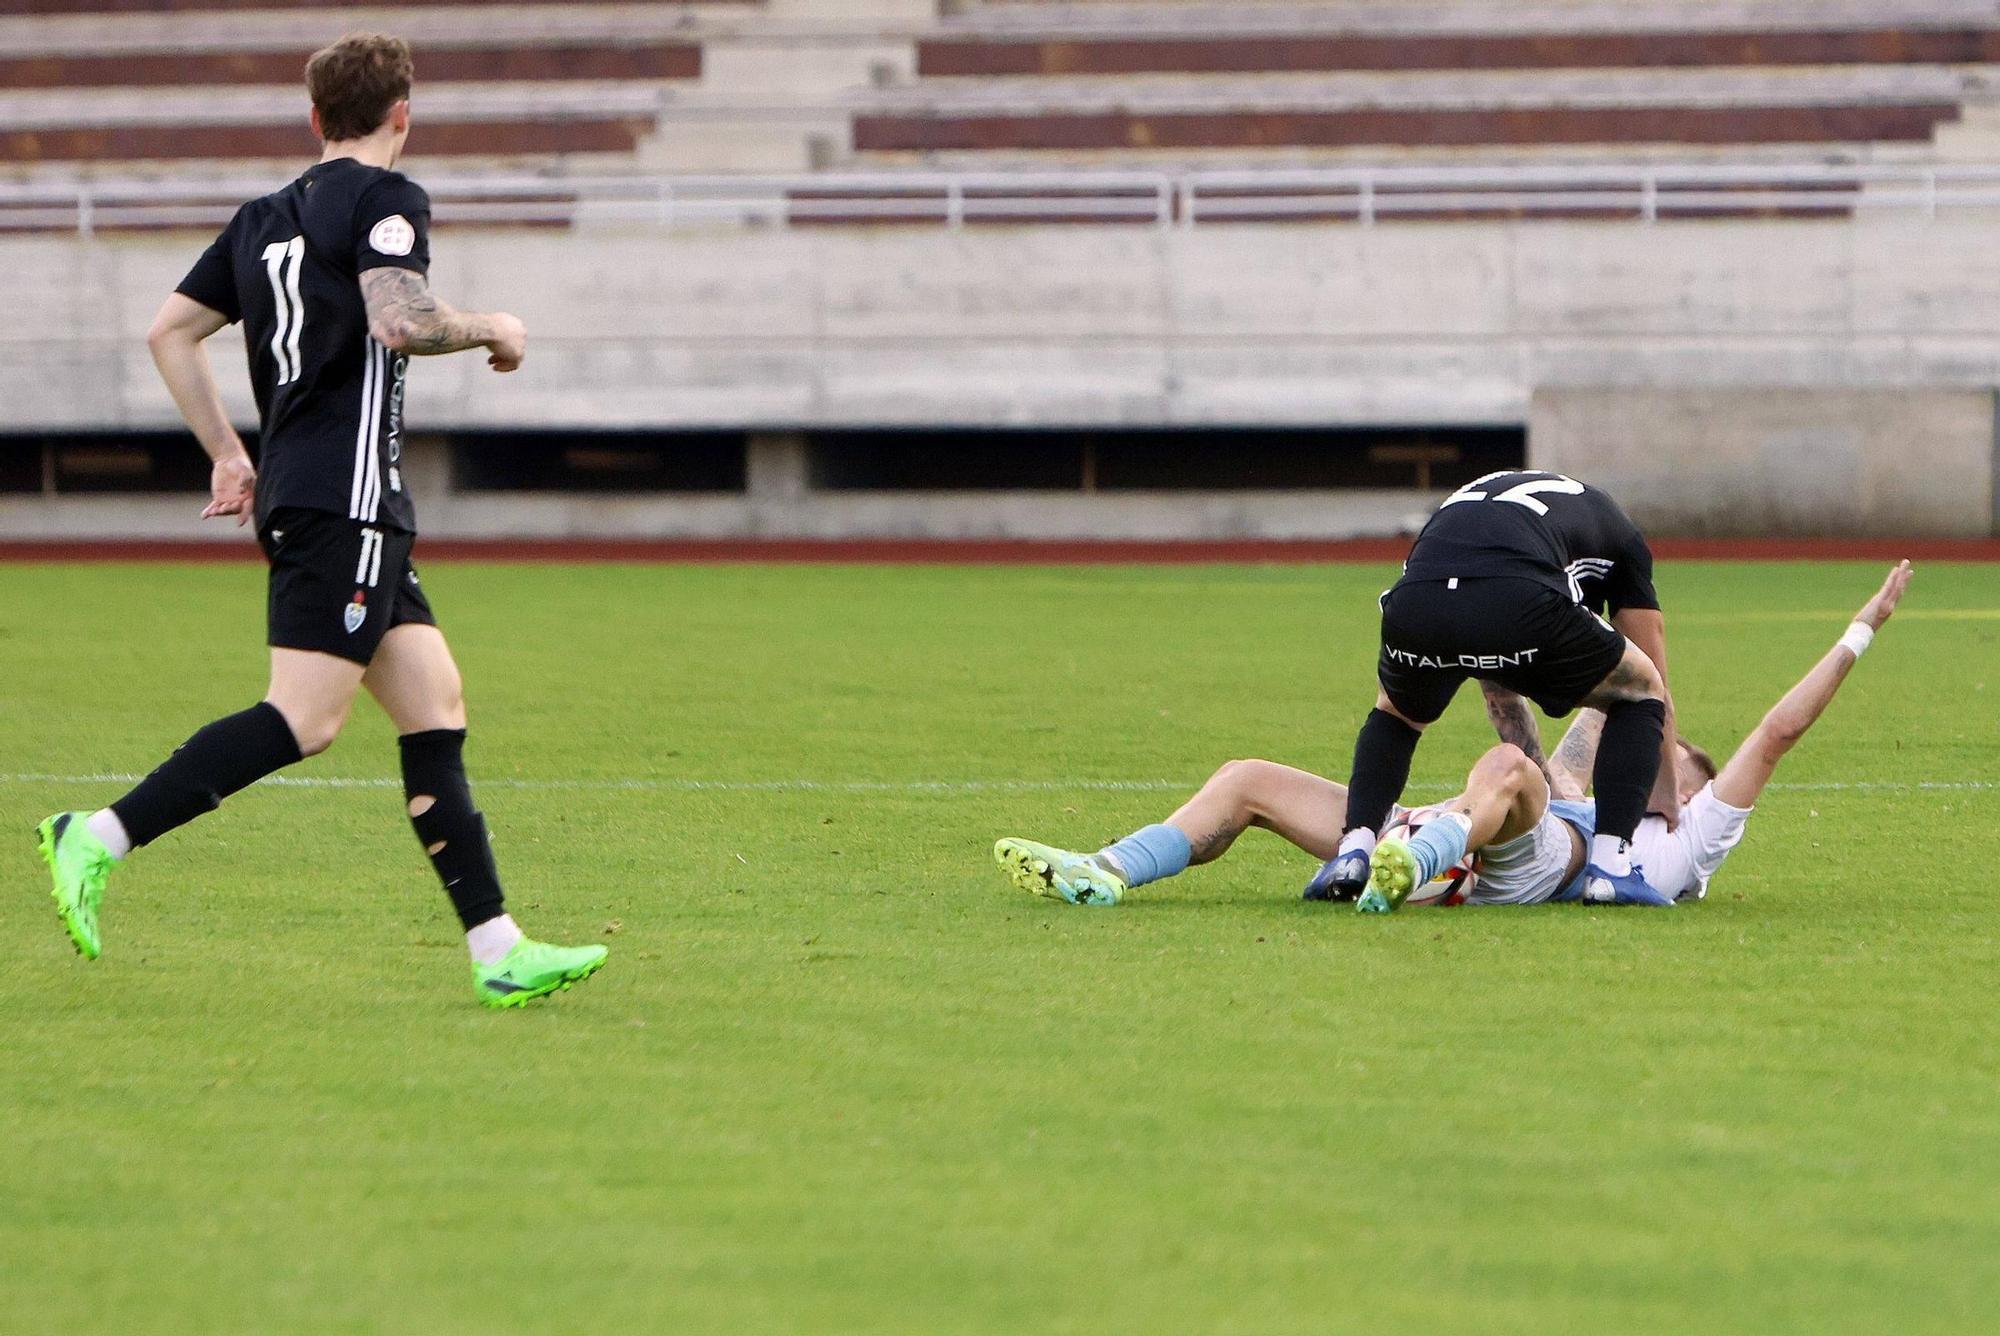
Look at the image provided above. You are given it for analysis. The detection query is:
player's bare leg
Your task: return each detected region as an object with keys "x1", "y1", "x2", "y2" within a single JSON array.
[
  {"x1": 1166, "y1": 760, "x2": 1351, "y2": 865},
  {"x1": 265, "y1": 648, "x2": 367, "y2": 755},
  {"x1": 364, "y1": 624, "x2": 606, "y2": 1006},
  {"x1": 1359, "y1": 744, "x2": 1548, "y2": 912},
  {"x1": 995, "y1": 759, "x2": 1349, "y2": 905}
]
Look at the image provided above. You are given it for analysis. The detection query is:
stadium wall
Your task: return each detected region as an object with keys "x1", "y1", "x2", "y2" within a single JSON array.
[
  {"x1": 4, "y1": 215, "x2": 1997, "y2": 538},
  {"x1": 1533, "y1": 388, "x2": 1996, "y2": 537}
]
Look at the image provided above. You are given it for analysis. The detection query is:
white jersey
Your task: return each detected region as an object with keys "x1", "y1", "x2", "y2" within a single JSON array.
[
  {"x1": 1627, "y1": 783, "x2": 1754, "y2": 901},
  {"x1": 1459, "y1": 782, "x2": 1752, "y2": 906}
]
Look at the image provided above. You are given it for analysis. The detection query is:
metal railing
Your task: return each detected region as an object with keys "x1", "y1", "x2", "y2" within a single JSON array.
[{"x1": 6, "y1": 161, "x2": 2000, "y2": 235}]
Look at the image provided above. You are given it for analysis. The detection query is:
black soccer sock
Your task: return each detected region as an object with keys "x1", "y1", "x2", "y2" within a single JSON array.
[
  {"x1": 1343, "y1": 708, "x2": 1424, "y2": 835},
  {"x1": 399, "y1": 728, "x2": 506, "y2": 932},
  {"x1": 1590, "y1": 697, "x2": 1667, "y2": 844},
  {"x1": 109, "y1": 702, "x2": 304, "y2": 849}
]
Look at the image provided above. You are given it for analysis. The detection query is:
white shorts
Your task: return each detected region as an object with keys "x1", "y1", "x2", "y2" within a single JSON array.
[
  {"x1": 1629, "y1": 782, "x2": 1753, "y2": 901},
  {"x1": 1466, "y1": 810, "x2": 1580, "y2": 906}
]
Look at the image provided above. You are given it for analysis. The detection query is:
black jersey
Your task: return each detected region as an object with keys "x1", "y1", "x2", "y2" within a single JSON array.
[
  {"x1": 175, "y1": 157, "x2": 431, "y2": 533},
  {"x1": 1398, "y1": 470, "x2": 1660, "y2": 615}
]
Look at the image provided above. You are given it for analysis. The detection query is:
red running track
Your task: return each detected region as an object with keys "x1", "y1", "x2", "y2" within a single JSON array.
[{"x1": 0, "y1": 537, "x2": 1995, "y2": 563}]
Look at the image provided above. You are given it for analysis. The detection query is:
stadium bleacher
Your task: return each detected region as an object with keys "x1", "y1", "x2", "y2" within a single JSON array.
[
  {"x1": 5, "y1": 0, "x2": 1998, "y2": 540},
  {"x1": 1, "y1": 0, "x2": 1994, "y2": 174},
  {"x1": 0, "y1": 0, "x2": 725, "y2": 168},
  {"x1": 863, "y1": 2, "x2": 1993, "y2": 163}
]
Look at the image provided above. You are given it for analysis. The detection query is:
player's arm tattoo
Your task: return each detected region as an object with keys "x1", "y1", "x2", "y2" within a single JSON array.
[
  {"x1": 360, "y1": 268, "x2": 493, "y2": 356},
  {"x1": 1547, "y1": 709, "x2": 1604, "y2": 800},
  {"x1": 1479, "y1": 681, "x2": 1548, "y2": 772}
]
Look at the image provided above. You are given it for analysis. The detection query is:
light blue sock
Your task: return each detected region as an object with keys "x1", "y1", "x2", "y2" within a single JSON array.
[
  {"x1": 1098, "y1": 823, "x2": 1192, "y2": 888},
  {"x1": 1407, "y1": 812, "x2": 1473, "y2": 885}
]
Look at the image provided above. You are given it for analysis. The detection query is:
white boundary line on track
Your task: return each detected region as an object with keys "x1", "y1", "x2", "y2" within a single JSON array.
[{"x1": 0, "y1": 774, "x2": 1994, "y2": 795}]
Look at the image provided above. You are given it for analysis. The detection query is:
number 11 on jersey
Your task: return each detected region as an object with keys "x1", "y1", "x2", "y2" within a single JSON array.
[{"x1": 261, "y1": 236, "x2": 306, "y2": 387}]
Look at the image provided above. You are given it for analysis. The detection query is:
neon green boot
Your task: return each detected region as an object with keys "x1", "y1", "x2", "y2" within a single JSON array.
[
  {"x1": 1357, "y1": 836, "x2": 1419, "y2": 914},
  {"x1": 993, "y1": 837, "x2": 1127, "y2": 907},
  {"x1": 472, "y1": 937, "x2": 608, "y2": 1009},
  {"x1": 37, "y1": 812, "x2": 113, "y2": 959}
]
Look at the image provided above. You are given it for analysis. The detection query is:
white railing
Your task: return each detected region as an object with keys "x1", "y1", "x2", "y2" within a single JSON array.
[{"x1": 6, "y1": 162, "x2": 2000, "y2": 235}]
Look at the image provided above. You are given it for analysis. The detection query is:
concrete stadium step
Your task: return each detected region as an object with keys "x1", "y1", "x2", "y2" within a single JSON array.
[
  {"x1": 943, "y1": 1, "x2": 2000, "y2": 38},
  {"x1": 0, "y1": 83, "x2": 665, "y2": 164},
  {"x1": 920, "y1": 23, "x2": 2000, "y2": 78},
  {"x1": 842, "y1": 139, "x2": 1948, "y2": 172},
  {"x1": 0, "y1": 123, "x2": 649, "y2": 165},
  {"x1": 0, "y1": 41, "x2": 702, "y2": 87},
  {"x1": 856, "y1": 65, "x2": 1997, "y2": 111},
  {"x1": 0, "y1": 3, "x2": 769, "y2": 55},
  {"x1": 0, "y1": 82, "x2": 669, "y2": 128},
  {"x1": 845, "y1": 65, "x2": 1983, "y2": 156},
  {"x1": 1933, "y1": 98, "x2": 2000, "y2": 157},
  {"x1": 0, "y1": 0, "x2": 760, "y2": 13},
  {"x1": 851, "y1": 108, "x2": 1961, "y2": 155}
]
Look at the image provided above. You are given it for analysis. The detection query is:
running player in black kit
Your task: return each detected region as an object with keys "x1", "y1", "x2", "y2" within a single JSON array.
[
  {"x1": 34, "y1": 34, "x2": 607, "y2": 1007},
  {"x1": 1307, "y1": 470, "x2": 1679, "y2": 910}
]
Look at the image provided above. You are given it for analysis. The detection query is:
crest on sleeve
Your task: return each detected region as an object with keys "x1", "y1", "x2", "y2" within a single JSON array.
[{"x1": 369, "y1": 215, "x2": 416, "y2": 257}]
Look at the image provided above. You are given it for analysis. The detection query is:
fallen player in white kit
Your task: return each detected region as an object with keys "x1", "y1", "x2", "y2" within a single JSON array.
[{"x1": 991, "y1": 562, "x2": 1911, "y2": 910}]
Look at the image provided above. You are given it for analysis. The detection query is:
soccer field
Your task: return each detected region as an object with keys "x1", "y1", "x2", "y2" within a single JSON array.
[{"x1": 2, "y1": 558, "x2": 1995, "y2": 1334}]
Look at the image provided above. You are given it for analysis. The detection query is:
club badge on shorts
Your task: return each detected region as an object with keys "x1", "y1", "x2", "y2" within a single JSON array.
[{"x1": 345, "y1": 592, "x2": 367, "y2": 634}]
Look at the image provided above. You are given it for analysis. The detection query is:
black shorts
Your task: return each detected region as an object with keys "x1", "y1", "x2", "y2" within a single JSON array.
[
  {"x1": 258, "y1": 507, "x2": 436, "y2": 666},
  {"x1": 1375, "y1": 576, "x2": 1625, "y2": 723}
]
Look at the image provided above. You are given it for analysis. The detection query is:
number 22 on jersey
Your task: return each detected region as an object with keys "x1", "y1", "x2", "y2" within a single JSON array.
[
  {"x1": 1440, "y1": 471, "x2": 1586, "y2": 516},
  {"x1": 261, "y1": 236, "x2": 306, "y2": 387}
]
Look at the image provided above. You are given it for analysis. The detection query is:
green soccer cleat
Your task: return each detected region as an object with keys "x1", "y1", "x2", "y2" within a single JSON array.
[
  {"x1": 993, "y1": 837, "x2": 1127, "y2": 907},
  {"x1": 472, "y1": 937, "x2": 608, "y2": 1009},
  {"x1": 37, "y1": 811, "x2": 113, "y2": 959},
  {"x1": 1360, "y1": 836, "x2": 1420, "y2": 914}
]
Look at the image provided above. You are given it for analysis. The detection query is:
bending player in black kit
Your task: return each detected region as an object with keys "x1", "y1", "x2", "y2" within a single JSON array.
[
  {"x1": 34, "y1": 34, "x2": 607, "y2": 1007},
  {"x1": 1309, "y1": 470, "x2": 1679, "y2": 910}
]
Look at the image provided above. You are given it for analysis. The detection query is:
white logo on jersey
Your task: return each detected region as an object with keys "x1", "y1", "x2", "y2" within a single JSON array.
[
  {"x1": 368, "y1": 215, "x2": 416, "y2": 257},
  {"x1": 1566, "y1": 557, "x2": 1616, "y2": 603},
  {"x1": 1385, "y1": 645, "x2": 1540, "y2": 671}
]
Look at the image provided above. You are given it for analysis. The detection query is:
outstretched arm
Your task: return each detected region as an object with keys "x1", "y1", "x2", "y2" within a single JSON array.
[
  {"x1": 146, "y1": 292, "x2": 255, "y2": 525},
  {"x1": 359, "y1": 268, "x2": 527, "y2": 371},
  {"x1": 1711, "y1": 562, "x2": 1913, "y2": 810}
]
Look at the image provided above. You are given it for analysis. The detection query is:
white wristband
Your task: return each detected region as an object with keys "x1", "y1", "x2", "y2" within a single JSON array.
[{"x1": 1837, "y1": 622, "x2": 1874, "y2": 658}]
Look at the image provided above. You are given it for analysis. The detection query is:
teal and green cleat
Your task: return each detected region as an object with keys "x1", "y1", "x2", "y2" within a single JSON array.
[
  {"x1": 472, "y1": 937, "x2": 608, "y2": 1009},
  {"x1": 37, "y1": 811, "x2": 113, "y2": 959},
  {"x1": 1359, "y1": 836, "x2": 1420, "y2": 914},
  {"x1": 993, "y1": 837, "x2": 1127, "y2": 907}
]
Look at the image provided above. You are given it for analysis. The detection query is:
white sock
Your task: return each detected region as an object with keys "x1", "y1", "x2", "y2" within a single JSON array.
[
  {"x1": 85, "y1": 809, "x2": 132, "y2": 860},
  {"x1": 466, "y1": 913, "x2": 524, "y2": 965},
  {"x1": 1339, "y1": 828, "x2": 1377, "y2": 859},
  {"x1": 1590, "y1": 834, "x2": 1632, "y2": 877}
]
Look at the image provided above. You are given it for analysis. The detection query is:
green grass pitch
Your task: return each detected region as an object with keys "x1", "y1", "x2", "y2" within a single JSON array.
[{"x1": 2, "y1": 559, "x2": 1995, "y2": 1334}]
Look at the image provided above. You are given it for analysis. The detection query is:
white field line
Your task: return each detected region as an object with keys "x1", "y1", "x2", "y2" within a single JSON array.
[{"x1": 0, "y1": 774, "x2": 1994, "y2": 796}]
